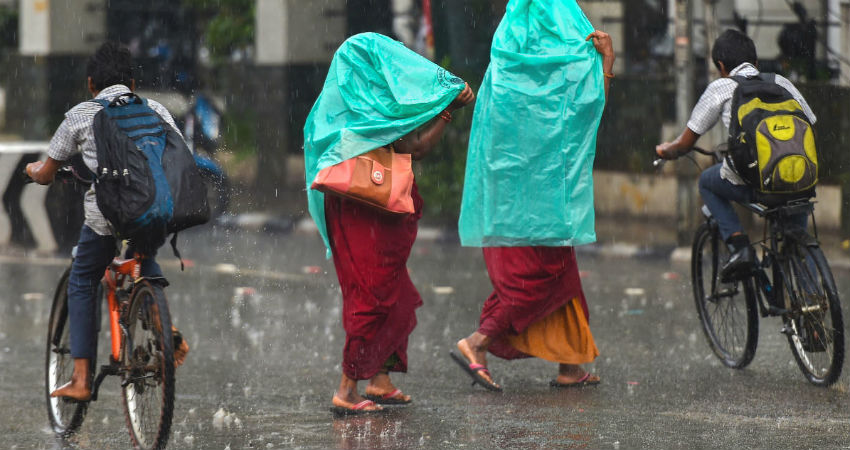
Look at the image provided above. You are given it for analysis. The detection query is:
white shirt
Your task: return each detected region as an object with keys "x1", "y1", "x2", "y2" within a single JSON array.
[
  {"x1": 686, "y1": 63, "x2": 817, "y2": 185},
  {"x1": 46, "y1": 85, "x2": 182, "y2": 235}
]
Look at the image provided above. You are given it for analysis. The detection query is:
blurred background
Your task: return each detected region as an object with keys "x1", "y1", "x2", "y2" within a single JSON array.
[{"x1": 0, "y1": 0, "x2": 848, "y2": 250}]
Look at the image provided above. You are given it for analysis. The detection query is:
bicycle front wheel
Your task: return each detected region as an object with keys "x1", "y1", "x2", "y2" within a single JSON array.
[
  {"x1": 692, "y1": 222, "x2": 759, "y2": 368},
  {"x1": 121, "y1": 282, "x2": 175, "y2": 450},
  {"x1": 782, "y1": 243, "x2": 844, "y2": 386},
  {"x1": 45, "y1": 267, "x2": 89, "y2": 436}
]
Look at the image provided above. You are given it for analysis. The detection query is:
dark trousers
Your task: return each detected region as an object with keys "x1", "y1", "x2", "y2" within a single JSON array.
[
  {"x1": 67, "y1": 225, "x2": 162, "y2": 359},
  {"x1": 698, "y1": 164, "x2": 807, "y2": 241}
]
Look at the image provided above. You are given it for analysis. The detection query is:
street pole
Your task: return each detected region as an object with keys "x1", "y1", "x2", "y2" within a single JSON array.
[
  {"x1": 704, "y1": 0, "x2": 719, "y2": 82},
  {"x1": 674, "y1": 0, "x2": 695, "y2": 245},
  {"x1": 702, "y1": 0, "x2": 721, "y2": 150}
]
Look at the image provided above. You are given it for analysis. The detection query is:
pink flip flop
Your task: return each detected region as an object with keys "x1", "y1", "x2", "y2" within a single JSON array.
[
  {"x1": 550, "y1": 372, "x2": 601, "y2": 388},
  {"x1": 449, "y1": 351, "x2": 502, "y2": 392},
  {"x1": 364, "y1": 388, "x2": 413, "y2": 405},
  {"x1": 330, "y1": 399, "x2": 384, "y2": 416}
]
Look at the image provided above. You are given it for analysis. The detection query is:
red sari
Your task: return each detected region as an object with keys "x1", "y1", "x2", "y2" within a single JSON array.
[
  {"x1": 325, "y1": 184, "x2": 424, "y2": 380},
  {"x1": 479, "y1": 246, "x2": 594, "y2": 361}
]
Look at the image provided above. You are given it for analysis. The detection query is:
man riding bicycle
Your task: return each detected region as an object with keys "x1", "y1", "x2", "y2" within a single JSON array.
[
  {"x1": 655, "y1": 29, "x2": 815, "y2": 281},
  {"x1": 26, "y1": 42, "x2": 190, "y2": 401}
]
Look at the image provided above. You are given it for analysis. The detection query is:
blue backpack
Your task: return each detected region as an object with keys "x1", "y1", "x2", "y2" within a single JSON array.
[{"x1": 92, "y1": 93, "x2": 209, "y2": 254}]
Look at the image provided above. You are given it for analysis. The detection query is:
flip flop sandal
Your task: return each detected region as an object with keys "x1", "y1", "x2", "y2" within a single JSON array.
[
  {"x1": 449, "y1": 351, "x2": 503, "y2": 392},
  {"x1": 364, "y1": 388, "x2": 413, "y2": 405},
  {"x1": 549, "y1": 372, "x2": 601, "y2": 388},
  {"x1": 330, "y1": 399, "x2": 384, "y2": 417}
]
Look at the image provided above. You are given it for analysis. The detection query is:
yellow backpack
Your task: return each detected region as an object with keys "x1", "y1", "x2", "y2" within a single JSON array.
[{"x1": 726, "y1": 74, "x2": 817, "y2": 196}]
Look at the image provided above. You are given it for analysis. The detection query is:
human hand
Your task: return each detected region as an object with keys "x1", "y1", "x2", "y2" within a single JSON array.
[
  {"x1": 655, "y1": 142, "x2": 680, "y2": 160},
  {"x1": 586, "y1": 30, "x2": 615, "y2": 69},
  {"x1": 26, "y1": 161, "x2": 44, "y2": 178},
  {"x1": 448, "y1": 83, "x2": 475, "y2": 111}
]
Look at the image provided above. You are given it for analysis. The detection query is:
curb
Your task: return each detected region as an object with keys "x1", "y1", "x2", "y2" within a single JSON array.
[{"x1": 223, "y1": 214, "x2": 850, "y2": 270}]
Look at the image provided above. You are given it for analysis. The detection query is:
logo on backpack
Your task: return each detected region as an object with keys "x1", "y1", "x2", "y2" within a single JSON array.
[
  {"x1": 92, "y1": 93, "x2": 210, "y2": 249},
  {"x1": 726, "y1": 74, "x2": 817, "y2": 196}
]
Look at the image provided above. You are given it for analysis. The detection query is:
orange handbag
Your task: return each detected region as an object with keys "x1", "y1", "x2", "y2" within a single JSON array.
[{"x1": 311, "y1": 145, "x2": 415, "y2": 215}]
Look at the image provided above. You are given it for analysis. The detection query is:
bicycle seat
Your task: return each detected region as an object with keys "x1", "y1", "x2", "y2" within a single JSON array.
[
  {"x1": 752, "y1": 188, "x2": 815, "y2": 208},
  {"x1": 110, "y1": 258, "x2": 137, "y2": 273}
]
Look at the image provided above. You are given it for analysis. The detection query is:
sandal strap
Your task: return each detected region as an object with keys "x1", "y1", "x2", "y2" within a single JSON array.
[
  {"x1": 352, "y1": 400, "x2": 376, "y2": 410},
  {"x1": 469, "y1": 363, "x2": 491, "y2": 377},
  {"x1": 576, "y1": 372, "x2": 591, "y2": 383},
  {"x1": 382, "y1": 388, "x2": 402, "y2": 399}
]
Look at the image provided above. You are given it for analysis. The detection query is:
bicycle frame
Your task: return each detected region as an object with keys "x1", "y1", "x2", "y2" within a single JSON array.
[
  {"x1": 102, "y1": 256, "x2": 142, "y2": 362},
  {"x1": 739, "y1": 201, "x2": 817, "y2": 318},
  {"x1": 90, "y1": 254, "x2": 148, "y2": 401}
]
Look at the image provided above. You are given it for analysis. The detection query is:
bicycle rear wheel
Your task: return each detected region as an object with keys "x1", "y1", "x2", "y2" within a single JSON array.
[
  {"x1": 45, "y1": 267, "x2": 89, "y2": 436},
  {"x1": 121, "y1": 282, "x2": 175, "y2": 450},
  {"x1": 692, "y1": 222, "x2": 759, "y2": 368},
  {"x1": 782, "y1": 243, "x2": 844, "y2": 386}
]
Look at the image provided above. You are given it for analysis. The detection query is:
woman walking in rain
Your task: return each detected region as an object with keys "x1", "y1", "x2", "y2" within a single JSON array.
[
  {"x1": 304, "y1": 32, "x2": 474, "y2": 414},
  {"x1": 451, "y1": 0, "x2": 614, "y2": 391}
]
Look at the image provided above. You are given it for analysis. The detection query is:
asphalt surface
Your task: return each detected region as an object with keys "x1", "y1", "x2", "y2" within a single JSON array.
[{"x1": 1, "y1": 220, "x2": 850, "y2": 449}]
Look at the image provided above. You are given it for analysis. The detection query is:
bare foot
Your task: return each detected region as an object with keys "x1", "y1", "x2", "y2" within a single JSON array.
[
  {"x1": 333, "y1": 374, "x2": 383, "y2": 412},
  {"x1": 365, "y1": 372, "x2": 411, "y2": 403},
  {"x1": 50, "y1": 380, "x2": 91, "y2": 401},
  {"x1": 172, "y1": 327, "x2": 189, "y2": 368},
  {"x1": 457, "y1": 337, "x2": 499, "y2": 389},
  {"x1": 51, "y1": 358, "x2": 91, "y2": 401}
]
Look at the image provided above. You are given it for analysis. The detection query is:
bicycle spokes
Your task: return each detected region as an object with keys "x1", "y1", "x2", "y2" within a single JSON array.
[
  {"x1": 121, "y1": 283, "x2": 175, "y2": 450},
  {"x1": 782, "y1": 245, "x2": 844, "y2": 386},
  {"x1": 692, "y1": 223, "x2": 759, "y2": 369}
]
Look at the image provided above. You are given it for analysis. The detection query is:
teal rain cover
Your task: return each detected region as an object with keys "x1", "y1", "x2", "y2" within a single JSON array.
[
  {"x1": 458, "y1": 0, "x2": 606, "y2": 247},
  {"x1": 304, "y1": 32, "x2": 465, "y2": 254}
]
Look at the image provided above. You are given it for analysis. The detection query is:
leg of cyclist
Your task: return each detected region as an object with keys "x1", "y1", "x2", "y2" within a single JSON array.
[
  {"x1": 698, "y1": 163, "x2": 755, "y2": 280},
  {"x1": 52, "y1": 225, "x2": 117, "y2": 401}
]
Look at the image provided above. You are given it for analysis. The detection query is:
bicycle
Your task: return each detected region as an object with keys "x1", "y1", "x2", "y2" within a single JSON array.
[
  {"x1": 657, "y1": 147, "x2": 844, "y2": 386},
  {"x1": 31, "y1": 165, "x2": 178, "y2": 449}
]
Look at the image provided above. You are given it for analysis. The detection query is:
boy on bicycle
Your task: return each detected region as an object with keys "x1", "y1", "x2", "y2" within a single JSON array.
[
  {"x1": 26, "y1": 42, "x2": 190, "y2": 401},
  {"x1": 655, "y1": 29, "x2": 816, "y2": 280}
]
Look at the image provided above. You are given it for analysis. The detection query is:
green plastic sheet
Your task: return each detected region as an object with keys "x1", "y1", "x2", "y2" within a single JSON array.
[
  {"x1": 458, "y1": 0, "x2": 606, "y2": 247},
  {"x1": 304, "y1": 32, "x2": 465, "y2": 255}
]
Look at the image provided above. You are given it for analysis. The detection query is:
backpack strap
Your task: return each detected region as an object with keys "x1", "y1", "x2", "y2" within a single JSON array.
[
  {"x1": 728, "y1": 76, "x2": 746, "y2": 139},
  {"x1": 730, "y1": 74, "x2": 747, "y2": 85},
  {"x1": 90, "y1": 93, "x2": 142, "y2": 109},
  {"x1": 170, "y1": 232, "x2": 185, "y2": 271}
]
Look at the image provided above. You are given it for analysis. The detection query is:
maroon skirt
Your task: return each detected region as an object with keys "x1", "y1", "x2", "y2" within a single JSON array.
[
  {"x1": 478, "y1": 246, "x2": 589, "y2": 360},
  {"x1": 325, "y1": 183, "x2": 424, "y2": 380}
]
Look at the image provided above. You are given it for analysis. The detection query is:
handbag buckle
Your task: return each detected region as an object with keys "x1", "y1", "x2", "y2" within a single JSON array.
[{"x1": 371, "y1": 168, "x2": 384, "y2": 185}]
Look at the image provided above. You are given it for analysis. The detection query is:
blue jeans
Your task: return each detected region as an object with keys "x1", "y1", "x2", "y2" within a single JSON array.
[
  {"x1": 698, "y1": 163, "x2": 808, "y2": 241},
  {"x1": 67, "y1": 225, "x2": 162, "y2": 359}
]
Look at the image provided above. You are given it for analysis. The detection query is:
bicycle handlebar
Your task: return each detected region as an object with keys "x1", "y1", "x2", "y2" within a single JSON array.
[
  {"x1": 21, "y1": 155, "x2": 94, "y2": 185},
  {"x1": 652, "y1": 146, "x2": 720, "y2": 169},
  {"x1": 21, "y1": 166, "x2": 76, "y2": 184}
]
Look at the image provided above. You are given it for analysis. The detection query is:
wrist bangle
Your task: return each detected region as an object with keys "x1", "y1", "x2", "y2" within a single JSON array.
[
  {"x1": 603, "y1": 72, "x2": 615, "y2": 79},
  {"x1": 439, "y1": 110, "x2": 452, "y2": 123}
]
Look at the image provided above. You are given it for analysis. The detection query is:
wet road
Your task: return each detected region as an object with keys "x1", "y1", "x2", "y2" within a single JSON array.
[{"x1": 1, "y1": 223, "x2": 850, "y2": 449}]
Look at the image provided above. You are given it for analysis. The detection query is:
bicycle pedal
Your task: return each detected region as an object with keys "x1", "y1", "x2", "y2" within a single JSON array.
[{"x1": 780, "y1": 326, "x2": 795, "y2": 336}]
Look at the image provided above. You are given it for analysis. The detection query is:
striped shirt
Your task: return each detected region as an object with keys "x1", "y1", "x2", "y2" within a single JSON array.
[
  {"x1": 686, "y1": 63, "x2": 817, "y2": 185},
  {"x1": 46, "y1": 85, "x2": 183, "y2": 236}
]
